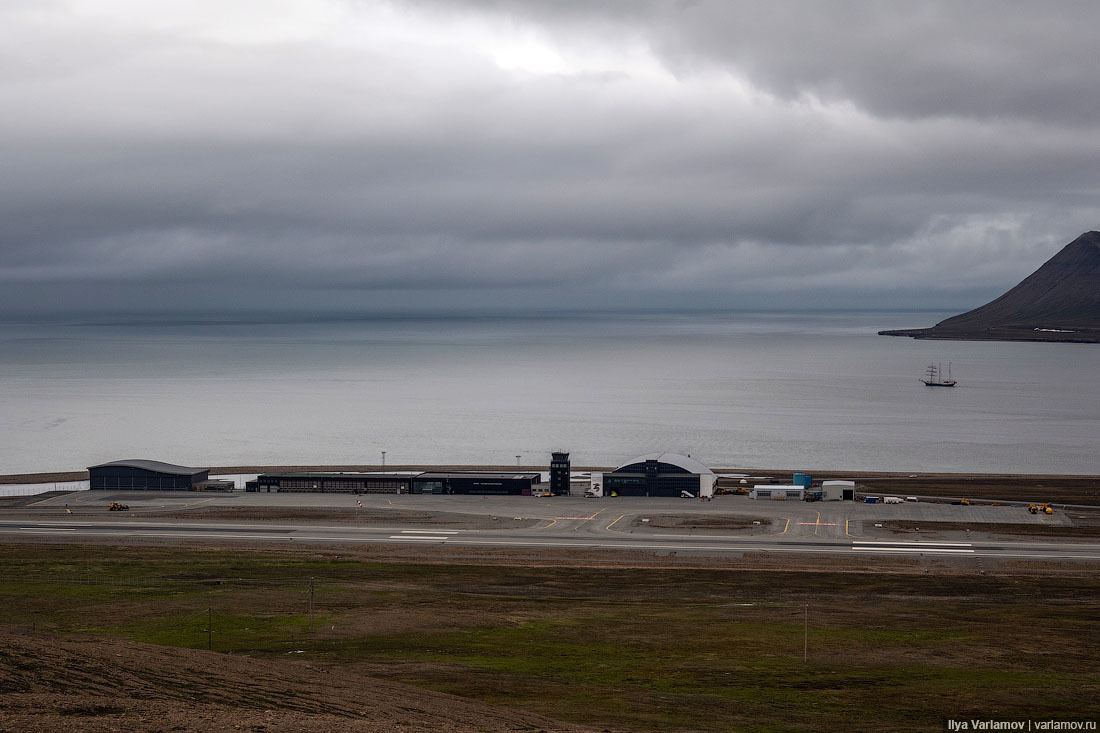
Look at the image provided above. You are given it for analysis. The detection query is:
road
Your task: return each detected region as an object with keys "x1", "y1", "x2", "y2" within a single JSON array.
[{"x1": 3, "y1": 512, "x2": 1099, "y2": 562}]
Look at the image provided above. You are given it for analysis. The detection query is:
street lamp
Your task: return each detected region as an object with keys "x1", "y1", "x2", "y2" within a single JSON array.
[
  {"x1": 516, "y1": 455, "x2": 521, "y2": 468},
  {"x1": 381, "y1": 451, "x2": 386, "y2": 470}
]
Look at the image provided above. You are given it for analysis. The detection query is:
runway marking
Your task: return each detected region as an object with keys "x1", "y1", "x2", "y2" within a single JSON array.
[
  {"x1": 852, "y1": 547, "x2": 974, "y2": 554},
  {"x1": 605, "y1": 514, "x2": 626, "y2": 532},
  {"x1": 572, "y1": 509, "x2": 605, "y2": 532},
  {"x1": 798, "y1": 522, "x2": 836, "y2": 526},
  {"x1": 399, "y1": 530, "x2": 459, "y2": 534},
  {"x1": 13, "y1": 526, "x2": 1098, "y2": 560},
  {"x1": 29, "y1": 496, "x2": 63, "y2": 507},
  {"x1": 77, "y1": 532, "x2": 294, "y2": 540},
  {"x1": 21, "y1": 522, "x2": 96, "y2": 527},
  {"x1": 853, "y1": 540, "x2": 973, "y2": 547}
]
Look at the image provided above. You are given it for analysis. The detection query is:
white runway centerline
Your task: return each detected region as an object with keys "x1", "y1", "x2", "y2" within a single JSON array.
[
  {"x1": 852, "y1": 546, "x2": 975, "y2": 554},
  {"x1": 853, "y1": 540, "x2": 973, "y2": 547}
]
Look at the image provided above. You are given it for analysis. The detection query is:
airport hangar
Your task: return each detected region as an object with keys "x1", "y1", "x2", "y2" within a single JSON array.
[
  {"x1": 599, "y1": 452, "x2": 716, "y2": 498},
  {"x1": 89, "y1": 459, "x2": 213, "y2": 490}
]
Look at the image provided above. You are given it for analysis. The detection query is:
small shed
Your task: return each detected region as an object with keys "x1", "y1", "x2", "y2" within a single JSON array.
[
  {"x1": 821, "y1": 480, "x2": 856, "y2": 501},
  {"x1": 750, "y1": 485, "x2": 805, "y2": 501}
]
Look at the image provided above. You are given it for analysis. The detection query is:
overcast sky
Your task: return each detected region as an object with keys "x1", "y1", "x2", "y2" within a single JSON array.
[{"x1": 2, "y1": 0, "x2": 1099, "y2": 317}]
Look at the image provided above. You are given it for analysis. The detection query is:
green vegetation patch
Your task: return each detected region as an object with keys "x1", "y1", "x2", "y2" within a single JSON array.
[{"x1": 3, "y1": 544, "x2": 1100, "y2": 732}]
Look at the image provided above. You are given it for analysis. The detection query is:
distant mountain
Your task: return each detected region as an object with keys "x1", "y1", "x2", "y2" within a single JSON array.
[{"x1": 880, "y1": 231, "x2": 1100, "y2": 343}]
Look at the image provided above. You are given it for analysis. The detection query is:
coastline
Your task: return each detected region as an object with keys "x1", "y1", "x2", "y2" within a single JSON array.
[
  {"x1": 5, "y1": 465, "x2": 1100, "y2": 483},
  {"x1": 5, "y1": 465, "x2": 1098, "y2": 505},
  {"x1": 879, "y1": 327, "x2": 1100, "y2": 343}
]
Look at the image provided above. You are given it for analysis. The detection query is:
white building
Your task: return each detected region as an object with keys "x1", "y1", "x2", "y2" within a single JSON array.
[
  {"x1": 821, "y1": 480, "x2": 856, "y2": 501},
  {"x1": 750, "y1": 485, "x2": 805, "y2": 500}
]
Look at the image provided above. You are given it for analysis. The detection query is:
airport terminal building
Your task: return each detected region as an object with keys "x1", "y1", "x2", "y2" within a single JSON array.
[{"x1": 250, "y1": 471, "x2": 543, "y2": 495}]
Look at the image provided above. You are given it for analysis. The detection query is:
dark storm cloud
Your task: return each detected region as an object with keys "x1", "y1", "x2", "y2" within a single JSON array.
[
  {"x1": 419, "y1": 0, "x2": 1100, "y2": 123},
  {"x1": 1, "y1": 1, "x2": 1099, "y2": 316}
]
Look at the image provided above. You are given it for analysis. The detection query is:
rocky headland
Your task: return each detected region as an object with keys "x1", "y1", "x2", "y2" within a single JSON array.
[{"x1": 880, "y1": 230, "x2": 1100, "y2": 343}]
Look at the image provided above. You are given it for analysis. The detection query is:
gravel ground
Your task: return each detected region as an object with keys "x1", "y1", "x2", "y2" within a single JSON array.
[{"x1": 0, "y1": 627, "x2": 593, "y2": 733}]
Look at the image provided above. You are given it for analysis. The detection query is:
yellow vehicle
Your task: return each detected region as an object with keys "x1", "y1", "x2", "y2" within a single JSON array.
[
  {"x1": 1040, "y1": 502, "x2": 1054, "y2": 515},
  {"x1": 107, "y1": 502, "x2": 129, "y2": 511},
  {"x1": 1028, "y1": 504, "x2": 1038, "y2": 514},
  {"x1": 714, "y1": 487, "x2": 749, "y2": 496}
]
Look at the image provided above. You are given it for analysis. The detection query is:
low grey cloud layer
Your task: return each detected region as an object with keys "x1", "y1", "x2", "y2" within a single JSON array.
[{"x1": 2, "y1": 0, "x2": 1098, "y2": 317}]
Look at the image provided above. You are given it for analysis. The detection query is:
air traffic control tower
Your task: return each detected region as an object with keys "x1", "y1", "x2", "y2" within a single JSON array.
[{"x1": 550, "y1": 451, "x2": 570, "y2": 496}]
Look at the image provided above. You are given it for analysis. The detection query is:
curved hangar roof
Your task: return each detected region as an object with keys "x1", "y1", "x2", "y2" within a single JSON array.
[
  {"x1": 613, "y1": 452, "x2": 714, "y2": 476},
  {"x1": 88, "y1": 459, "x2": 206, "y2": 475}
]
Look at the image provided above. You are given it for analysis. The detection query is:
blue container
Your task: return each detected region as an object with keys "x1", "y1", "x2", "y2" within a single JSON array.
[
  {"x1": 793, "y1": 473, "x2": 812, "y2": 487},
  {"x1": 865, "y1": 496, "x2": 878, "y2": 504}
]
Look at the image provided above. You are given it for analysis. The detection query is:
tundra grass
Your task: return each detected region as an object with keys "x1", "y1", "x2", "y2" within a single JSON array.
[{"x1": 2, "y1": 544, "x2": 1099, "y2": 732}]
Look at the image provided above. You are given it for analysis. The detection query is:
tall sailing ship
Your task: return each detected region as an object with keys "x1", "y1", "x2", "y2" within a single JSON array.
[{"x1": 921, "y1": 362, "x2": 956, "y2": 387}]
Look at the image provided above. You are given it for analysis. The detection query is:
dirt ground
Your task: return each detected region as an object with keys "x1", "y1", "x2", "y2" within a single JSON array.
[
  {"x1": 0, "y1": 626, "x2": 591, "y2": 733},
  {"x1": 3, "y1": 542, "x2": 1099, "y2": 732},
  {"x1": 628, "y1": 514, "x2": 773, "y2": 532},
  {"x1": 881, "y1": 514, "x2": 1100, "y2": 540},
  {"x1": 851, "y1": 474, "x2": 1100, "y2": 505},
  {"x1": 138, "y1": 506, "x2": 541, "y2": 529}
]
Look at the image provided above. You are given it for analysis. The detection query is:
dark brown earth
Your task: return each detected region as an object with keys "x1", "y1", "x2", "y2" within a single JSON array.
[
  {"x1": 881, "y1": 516, "x2": 1100, "y2": 540},
  {"x1": 138, "y1": 506, "x2": 540, "y2": 529},
  {"x1": 880, "y1": 230, "x2": 1100, "y2": 342},
  {"x1": 628, "y1": 515, "x2": 772, "y2": 531},
  {"x1": 0, "y1": 627, "x2": 591, "y2": 733},
  {"x1": 851, "y1": 474, "x2": 1100, "y2": 506}
]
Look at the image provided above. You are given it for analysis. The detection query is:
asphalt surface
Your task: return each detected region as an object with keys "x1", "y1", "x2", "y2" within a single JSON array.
[{"x1": 2, "y1": 490, "x2": 1097, "y2": 562}]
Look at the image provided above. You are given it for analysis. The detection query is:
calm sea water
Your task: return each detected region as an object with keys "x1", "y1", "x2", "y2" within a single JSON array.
[{"x1": 1, "y1": 311, "x2": 1097, "y2": 475}]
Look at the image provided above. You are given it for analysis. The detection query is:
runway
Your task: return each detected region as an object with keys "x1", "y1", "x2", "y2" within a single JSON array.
[{"x1": 3, "y1": 517, "x2": 1100, "y2": 562}]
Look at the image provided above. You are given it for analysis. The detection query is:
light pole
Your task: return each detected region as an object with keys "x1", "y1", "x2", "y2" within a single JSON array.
[
  {"x1": 804, "y1": 603, "x2": 808, "y2": 662},
  {"x1": 381, "y1": 451, "x2": 386, "y2": 470},
  {"x1": 516, "y1": 455, "x2": 521, "y2": 468}
]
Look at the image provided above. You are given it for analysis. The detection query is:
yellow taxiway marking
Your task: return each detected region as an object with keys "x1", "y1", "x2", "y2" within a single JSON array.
[
  {"x1": 605, "y1": 514, "x2": 626, "y2": 532},
  {"x1": 780, "y1": 517, "x2": 791, "y2": 534},
  {"x1": 541, "y1": 517, "x2": 559, "y2": 529},
  {"x1": 814, "y1": 511, "x2": 821, "y2": 536},
  {"x1": 845, "y1": 518, "x2": 853, "y2": 537},
  {"x1": 574, "y1": 509, "x2": 605, "y2": 531}
]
